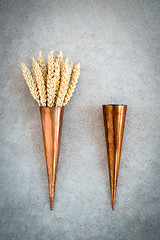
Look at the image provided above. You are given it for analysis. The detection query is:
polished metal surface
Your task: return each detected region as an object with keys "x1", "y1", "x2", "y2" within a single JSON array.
[
  {"x1": 40, "y1": 107, "x2": 64, "y2": 210},
  {"x1": 103, "y1": 104, "x2": 127, "y2": 210}
]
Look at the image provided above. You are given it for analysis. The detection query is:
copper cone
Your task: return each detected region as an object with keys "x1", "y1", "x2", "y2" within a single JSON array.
[
  {"x1": 102, "y1": 104, "x2": 127, "y2": 210},
  {"x1": 40, "y1": 107, "x2": 64, "y2": 210}
]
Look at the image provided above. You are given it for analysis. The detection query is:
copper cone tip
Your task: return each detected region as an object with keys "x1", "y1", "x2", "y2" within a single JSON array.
[
  {"x1": 40, "y1": 107, "x2": 64, "y2": 210},
  {"x1": 112, "y1": 200, "x2": 115, "y2": 211},
  {"x1": 50, "y1": 198, "x2": 53, "y2": 211},
  {"x1": 50, "y1": 193, "x2": 54, "y2": 210},
  {"x1": 49, "y1": 182, "x2": 55, "y2": 210},
  {"x1": 102, "y1": 104, "x2": 127, "y2": 210}
]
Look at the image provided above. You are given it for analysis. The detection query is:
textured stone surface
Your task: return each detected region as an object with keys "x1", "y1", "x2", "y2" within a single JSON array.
[{"x1": 0, "y1": 0, "x2": 160, "y2": 239}]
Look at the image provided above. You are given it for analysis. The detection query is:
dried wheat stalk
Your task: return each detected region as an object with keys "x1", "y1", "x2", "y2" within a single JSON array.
[
  {"x1": 57, "y1": 51, "x2": 63, "y2": 71},
  {"x1": 32, "y1": 58, "x2": 46, "y2": 106},
  {"x1": 63, "y1": 63, "x2": 80, "y2": 106},
  {"x1": 53, "y1": 60, "x2": 60, "y2": 106},
  {"x1": 55, "y1": 58, "x2": 73, "y2": 107},
  {"x1": 21, "y1": 63, "x2": 40, "y2": 105},
  {"x1": 21, "y1": 51, "x2": 80, "y2": 107},
  {"x1": 32, "y1": 59, "x2": 36, "y2": 83},
  {"x1": 38, "y1": 51, "x2": 47, "y2": 82},
  {"x1": 47, "y1": 51, "x2": 56, "y2": 107},
  {"x1": 52, "y1": 51, "x2": 64, "y2": 102}
]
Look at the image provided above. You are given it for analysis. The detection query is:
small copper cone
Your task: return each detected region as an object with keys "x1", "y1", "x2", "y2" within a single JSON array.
[
  {"x1": 40, "y1": 107, "x2": 64, "y2": 210},
  {"x1": 102, "y1": 104, "x2": 127, "y2": 210}
]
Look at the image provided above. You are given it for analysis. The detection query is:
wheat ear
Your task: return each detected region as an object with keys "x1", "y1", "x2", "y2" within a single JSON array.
[
  {"x1": 21, "y1": 63, "x2": 40, "y2": 105},
  {"x1": 32, "y1": 58, "x2": 46, "y2": 106},
  {"x1": 47, "y1": 51, "x2": 56, "y2": 107},
  {"x1": 56, "y1": 58, "x2": 72, "y2": 107},
  {"x1": 32, "y1": 61, "x2": 36, "y2": 81},
  {"x1": 57, "y1": 51, "x2": 63, "y2": 72},
  {"x1": 53, "y1": 51, "x2": 63, "y2": 103},
  {"x1": 38, "y1": 51, "x2": 47, "y2": 82},
  {"x1": 52, "y1": 60, "x2": 61, "y2": 106},
  {"x1": 63, "y1": 63, "x2": 80, "y2": 106}
]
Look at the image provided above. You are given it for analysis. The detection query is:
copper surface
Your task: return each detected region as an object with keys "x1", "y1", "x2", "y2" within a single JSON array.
[
  {"x1": 103, "y1": 104, "x2": 127, "y2": 210},
  {"x1": 40, "y1": 107, "x2": 64, "y2": 210}
]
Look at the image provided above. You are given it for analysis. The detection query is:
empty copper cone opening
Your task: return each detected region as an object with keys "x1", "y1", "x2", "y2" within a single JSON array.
[
  {"x1": 103, "y1": 104, "x2": 127, "y2": 210},
  {"x1": 40, "y1": 107, "x2": 64, "y2": 210}
]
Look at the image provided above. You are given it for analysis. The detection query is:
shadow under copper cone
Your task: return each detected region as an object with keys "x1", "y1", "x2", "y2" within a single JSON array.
[
  {"x1": 40, "y1": 107, "x2": 64, "y2": 210},
  {"x1": 102, "y1": 104, "x2": 127, "y2": 210}
]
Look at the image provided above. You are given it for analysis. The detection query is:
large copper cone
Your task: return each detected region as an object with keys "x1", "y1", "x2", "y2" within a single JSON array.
[
  {"x1": 40, "y1": 107, "x2": 64, "y2": 210},
  {"x1": 102, "y1": 104, "x2": 127, "y2": 210}
]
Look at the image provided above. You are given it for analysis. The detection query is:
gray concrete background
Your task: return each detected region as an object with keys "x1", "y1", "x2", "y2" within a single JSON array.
[{"x1": 0, "y1": 0, "x2": 160, "y2": 239}]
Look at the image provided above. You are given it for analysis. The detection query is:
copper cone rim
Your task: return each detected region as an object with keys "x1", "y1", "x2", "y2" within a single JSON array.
[{"x1": 102, "y1": 104, "x2": 127, "y2": 106}]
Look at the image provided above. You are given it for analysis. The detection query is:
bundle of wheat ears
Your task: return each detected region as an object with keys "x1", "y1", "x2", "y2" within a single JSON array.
[{"x1": 21, "y1": 51, "x2": 80, "y2": 107}]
